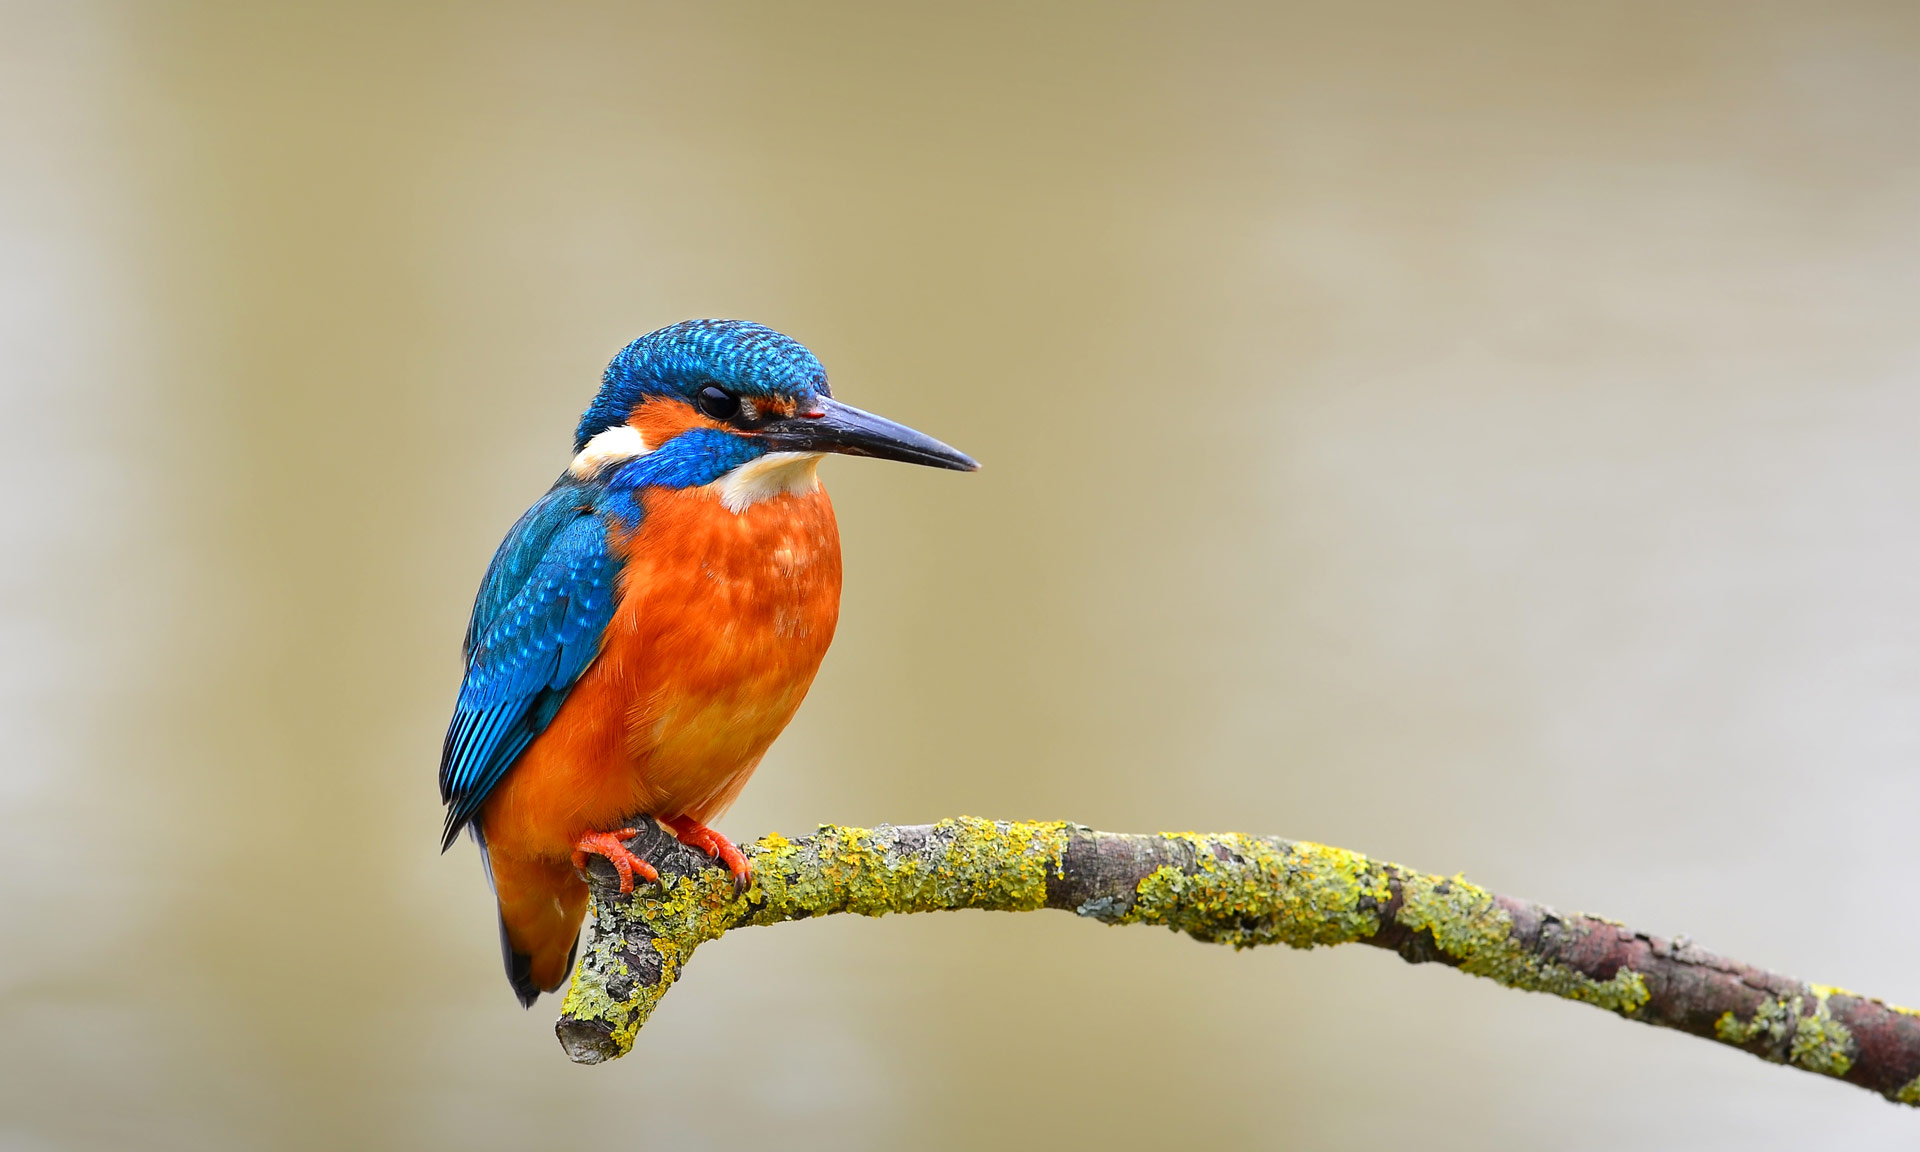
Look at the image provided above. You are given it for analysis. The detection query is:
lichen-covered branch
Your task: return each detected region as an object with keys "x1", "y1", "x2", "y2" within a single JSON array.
[{"x1": 556, "y1": 817, "x2": 1920, "y2": 1107}]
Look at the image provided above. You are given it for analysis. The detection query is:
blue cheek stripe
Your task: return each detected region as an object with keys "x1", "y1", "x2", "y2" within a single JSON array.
[{"x1": 599, "y1": 427, "x2": 767, "y2": 526}]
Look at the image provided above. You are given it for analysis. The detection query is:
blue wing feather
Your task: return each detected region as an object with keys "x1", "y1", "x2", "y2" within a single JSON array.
[{"x1": 439, "y1": 480, "x2": 625, "y2": 849}]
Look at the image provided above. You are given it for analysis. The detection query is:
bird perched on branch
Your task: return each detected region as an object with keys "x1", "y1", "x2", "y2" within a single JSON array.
[{"x1": 440, "y1": 320, "x2": 976, "y2": 1005}]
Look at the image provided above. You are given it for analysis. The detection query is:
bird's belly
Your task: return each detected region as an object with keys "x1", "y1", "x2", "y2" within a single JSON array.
[{"x1": 481, "y1": 484, "x2": 841, "y2": 861}]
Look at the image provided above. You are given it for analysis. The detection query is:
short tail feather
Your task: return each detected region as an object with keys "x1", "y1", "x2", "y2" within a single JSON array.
[
  {"x1": 473, "y1": 825, "x2": 589, "y2": 1007},
  {"x1": 505, "y1": 931, "x2": 581, "y2": 1009}
]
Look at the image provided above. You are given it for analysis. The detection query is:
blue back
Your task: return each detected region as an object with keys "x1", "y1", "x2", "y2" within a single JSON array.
[{"x1": 439, "y1": 482, "x2": 619, "y2": 847}]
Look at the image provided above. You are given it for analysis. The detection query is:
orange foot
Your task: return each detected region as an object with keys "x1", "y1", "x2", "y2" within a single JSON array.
[
  {"x1": 661, "y1": 816, "x2": 752, "y2": 892},
  {"x1": 570, "y1": 829, "x2": 660, "y2": 894}
]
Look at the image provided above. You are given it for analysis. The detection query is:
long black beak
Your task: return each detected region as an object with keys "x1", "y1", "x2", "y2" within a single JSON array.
[{"x1": 760, "y1": 397, "x2": 978, "y2": 471}]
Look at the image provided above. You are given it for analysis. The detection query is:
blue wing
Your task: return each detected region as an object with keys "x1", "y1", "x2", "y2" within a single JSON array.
[{"x1": 439, "y1": 481, "x2": 625, "y2": 849}]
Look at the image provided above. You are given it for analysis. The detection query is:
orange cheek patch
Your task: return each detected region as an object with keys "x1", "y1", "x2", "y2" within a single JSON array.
[
  {"x1": 628, "y1": 397, "x2": 722, "y2": 446},
  {"x1": 628, "y1": 394, "x2": 799, "y2": 445}
]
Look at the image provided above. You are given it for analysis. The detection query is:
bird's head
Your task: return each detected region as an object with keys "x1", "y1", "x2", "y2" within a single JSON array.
[{"x1": 570, "y1": 320, "x2": 976, "y2": 509}]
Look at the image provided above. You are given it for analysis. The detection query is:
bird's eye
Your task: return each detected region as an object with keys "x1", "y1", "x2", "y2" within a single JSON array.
[{"x1": 697, "y1": 384, "x2": 740, "y2": 420}]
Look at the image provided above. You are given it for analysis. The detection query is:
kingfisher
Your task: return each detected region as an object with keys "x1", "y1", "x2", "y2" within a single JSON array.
[{"x1": 440, "y1": 319, "x2": 976, "y2": 1006}]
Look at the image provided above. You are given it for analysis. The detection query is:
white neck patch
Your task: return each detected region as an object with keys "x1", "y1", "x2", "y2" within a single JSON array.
[
  {"x1": 568, "y1": 423, "x2": 650, "y2": 478},
  {"x1": 713, "y1": 452, "x2": 824, "y2": 514}
]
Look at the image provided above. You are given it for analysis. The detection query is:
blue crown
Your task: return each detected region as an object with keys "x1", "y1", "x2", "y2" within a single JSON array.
[{"x1": 575, "y1": 319, "x2": 831, "y2": 450}]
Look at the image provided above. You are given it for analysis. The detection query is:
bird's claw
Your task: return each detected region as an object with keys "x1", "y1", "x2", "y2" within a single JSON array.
[
  {"x1": 662, "y1": 816, "x2": 753, "y2": 893},
  {"x1": 570, "y1": 828, "x2": 660, "y2": 894}
]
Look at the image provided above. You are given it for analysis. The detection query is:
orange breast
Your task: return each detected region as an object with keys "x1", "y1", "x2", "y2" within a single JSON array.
[{"x1": 479, "y1": 483, "x2": 841, "y2": 864}]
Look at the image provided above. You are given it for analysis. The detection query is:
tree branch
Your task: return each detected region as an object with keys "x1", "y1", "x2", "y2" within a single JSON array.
[{"x1": 555, "y1": 817, "x2": 1920, "y2": 1106}]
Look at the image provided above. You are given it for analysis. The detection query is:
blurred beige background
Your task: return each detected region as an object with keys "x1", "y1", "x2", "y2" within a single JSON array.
[{"x1": 4, "y1": 1, "x2": 1919, "y2": 1148}]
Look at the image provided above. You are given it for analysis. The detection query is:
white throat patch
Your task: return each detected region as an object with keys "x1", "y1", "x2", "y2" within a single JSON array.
[
  {"x1": 568, "y1": 424, "x2": 650, "y2": 478},
  {"x1": 714, "y1": 452, "x2": 824, "y2": 513}
]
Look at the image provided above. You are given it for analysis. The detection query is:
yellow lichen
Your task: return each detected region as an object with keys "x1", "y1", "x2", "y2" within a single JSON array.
[
  {"x1": 559, "y1": 860, "x2": 746, "y2": 1057},
  {"x1": 1111, "y1": 838, "x2": 1648, "y2": 1015},
  {"x1": 564, "y1": 818, "x2": 1074, "y2": 1059},
  {"x1": 741, "y1": 817, "x2": 1072, "y2": 925},
  {"x1": 1118, "y1": 835, "x2": 1390, "y2": 948},
  {"x1": 1392, "y1": 873, "x2": 1651, "y2": 1016},
  {"x1": 1794, "y1": 986, "x2": 1857, "y2": 1078},
  {"x1": 1712, "y1": 992, "x2": 1855, "y2": 1079}
]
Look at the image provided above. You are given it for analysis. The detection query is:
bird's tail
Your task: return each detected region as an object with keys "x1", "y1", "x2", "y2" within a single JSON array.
[{"x1": 477, "y1": 828, "x2": 589, "y2": 1007}]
